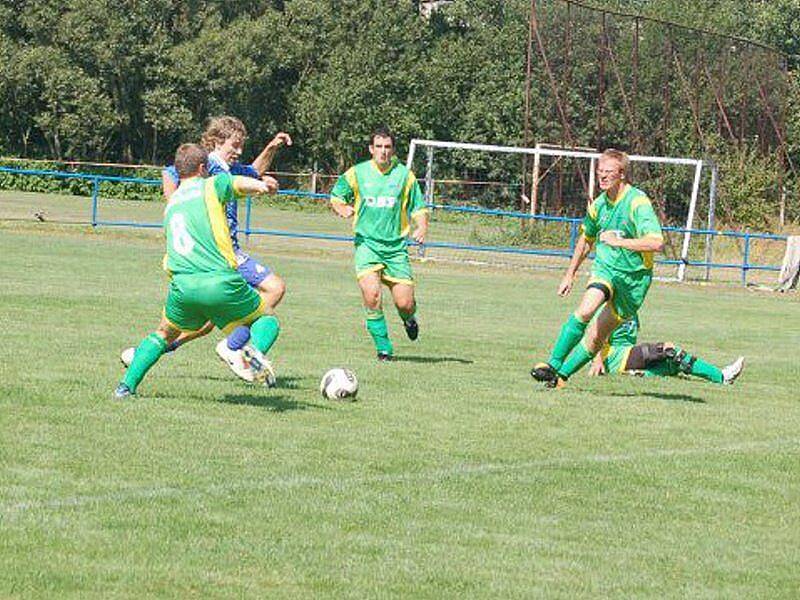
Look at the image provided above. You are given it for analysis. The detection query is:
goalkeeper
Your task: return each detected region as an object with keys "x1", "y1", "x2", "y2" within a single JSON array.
[
  {"x1": 532, "y1": 149, "x2": 664, "y2": 388},
  {"x1": 115, "y1": 144, "x2": 281, "y2": 399},
  {"x1": 588, "y1": 316, "x2": 745, "y2": 384},
  {"x1": 329, "y1": 127, "x2": 429, "y2": 361}
]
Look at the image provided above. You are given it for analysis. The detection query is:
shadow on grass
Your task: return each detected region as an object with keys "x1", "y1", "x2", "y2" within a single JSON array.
[
  {"x1": 608, "y1": 391, "x2": 706, "y2": 404},
  {"x1": 393, "y1": 355, "x2": 474, "y2": 365},
  {"x1": 218, "y1": 393, "x2": 330, "y2": 411}
]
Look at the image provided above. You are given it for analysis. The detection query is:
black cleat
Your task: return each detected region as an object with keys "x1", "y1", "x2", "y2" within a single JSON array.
[
  {"x1": 403, "y1": 316, "x2": 419, "y2": 341},
  {"x1": 531, "y1": 362, "x2": 558, "y2": 384},
  {"x1": 113, "y1": 383, "x2": 134, "y2": 399},
  {"x1": 377, "y1": 352, "x2": 394, "y2": 362}
]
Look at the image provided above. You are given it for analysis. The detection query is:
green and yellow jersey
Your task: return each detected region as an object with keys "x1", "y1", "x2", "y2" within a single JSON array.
[
  {"x1": 581, "y1": 184, "x2": 663, "y2": 272},
  {"x1": 330, "y1": 157, "x2": 428, "y2": 248},
  {"x1": 163, "y1": 173, "x2": 247, "y2": 276}
]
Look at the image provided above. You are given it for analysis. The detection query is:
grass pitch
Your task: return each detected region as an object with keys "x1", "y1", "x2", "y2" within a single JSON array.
[{"x1": 1, "y1": 209, "x2": 799, "y2": 597}]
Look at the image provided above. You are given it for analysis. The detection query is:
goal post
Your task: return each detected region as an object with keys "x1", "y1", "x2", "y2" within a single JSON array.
[{"x1": 406, "y1": 139, "x2": 710, "y2": 281}]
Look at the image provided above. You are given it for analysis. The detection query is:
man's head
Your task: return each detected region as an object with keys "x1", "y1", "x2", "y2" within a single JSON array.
[
  {"x1": 597, "y1": 149, "x2": 629, "y2": 193},
  {"x1": 369, "y1": 126, "x2": 396, "y2": 168},
  {"x1": 174, "y1": 143, "x2": 209, "y2": 179},
  {"x1": 201, "y1": 116, "x2": 247, "y2": 164}
]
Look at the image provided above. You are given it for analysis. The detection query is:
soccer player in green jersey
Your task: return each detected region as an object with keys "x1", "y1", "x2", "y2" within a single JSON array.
[
  {"x1": 114, "y1": 143, "x2": 281, "y2": 399},
  {"x1": 532, "y1": 149, "x2": 665, "y2": 388},
  {"x1": 587, "y1": 316, "x2": 745, "y2": 383},
  {"x1": 329, "y1": 127, "x2": 430, "y2": 361}
]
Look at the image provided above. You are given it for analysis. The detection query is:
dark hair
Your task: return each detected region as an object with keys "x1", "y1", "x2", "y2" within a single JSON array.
[
  {"x1": 174, "y1": 143, "x2": 209, "y2": 178},
  {"x1": 369, "y1": 126, "x2": 395, "y2": 146}
]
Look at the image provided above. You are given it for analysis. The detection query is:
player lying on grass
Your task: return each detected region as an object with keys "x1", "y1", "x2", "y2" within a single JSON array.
[
  {"x1": 329, "y1": 126, "x2": 429, "y2": 361},
  {"x1": 115, "y1": 144, "x2": 281, "y2": 399},
  {"x1": 532, "y1": 149, "x2": 664, "y2": 389},
  {"x1": 122, "y1": 116, "x2": 291, "y2": 379},
  {"x1": 587, "y1": 316, "x2": 745, "y2": 383}
]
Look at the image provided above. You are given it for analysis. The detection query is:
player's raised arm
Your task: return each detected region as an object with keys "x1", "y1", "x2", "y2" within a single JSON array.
[{"x1": 251, "y1": 132, "x2": 293, "y2": 175}]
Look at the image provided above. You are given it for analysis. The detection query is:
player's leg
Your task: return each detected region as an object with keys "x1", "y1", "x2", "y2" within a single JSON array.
[
  {"x1": 557, "y1": 303, "x2": 621, "y2": 382},
  {"x1": 358, "y1": 270, "x2": 393, "y2": 360},
  {"x1": 355, "y1": 243, "x2": 393, "y2": 359},
  {"x1": 383, "y1": 248, "x2": 419, "y2": 341},
  {"x1": 237, "y1": 253, "x2": 285, "y2": 310},
  {"x1": 532, "y1": 282, "x2": 608, "y2": 383},
  {"x1": 115, "y1": 316, "x2": 183, "y2": 398}
]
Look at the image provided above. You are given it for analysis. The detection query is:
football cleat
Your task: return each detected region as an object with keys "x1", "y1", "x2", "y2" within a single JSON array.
[
  {"x1": 243, "y1": 344, "x2": 277, "y2": 388},
  {"x1": 403, "y1": 316, "x2": 419, "y2": 341},
  {"x1": 377, "y1": 352, "x2": 394, "y2": 362},
  {"x1": 113, "y1": 383, "x2": 134, "y2": 399},
  {"x1": 120, "y1": 347, "x2": 135, "y2": 368},
  {"x1": 721, "y1": 356, "x2": 745, "y2": 385},
  {"x1": 216, "y1": 339, "x2": 255, "y2": 383},
  {"x1": 531, "y1": 362, "x2": 558, "y2": 384},
  {"x1": 545, "y1": 376, "x2": 567, "y2": 389}
]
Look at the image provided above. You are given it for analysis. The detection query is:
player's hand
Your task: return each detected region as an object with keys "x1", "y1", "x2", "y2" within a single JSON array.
[
  {"x1": 260, "y1": 175, "x2": 279, "y2": 194},
  {"x1": 268, "y1": 132, "x2": 292, "y2": 150},
  {"x1": 411, "y1": 226, "x2": 427, "y2": 244},
  {"x1": 599, "y1": 231, "x2": 621, "y2": 247},
  {"x1": 557, "y1": 273, "x2": 574, "y2": 296},
  {"x1": 588, "y1": 356, "x2": 606, "y2": 376},
  {"x1": 334, "y1": 204, "x2": 354, "y2": 219}
]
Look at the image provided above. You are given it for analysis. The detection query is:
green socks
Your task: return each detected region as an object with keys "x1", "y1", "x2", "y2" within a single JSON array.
[
  {"x1": 558, "y1": 341, "x2": 596, "y2": 379},
  {"x1": 365, "y1": 308, "x2": 393, "y2": 355},
  {"x1": 251, "y1": 315, "x2": 280, "y2": 354},
  {"x1": 122, "y1": 333, "x2": 167, "y2": 393},
  {"x1": 688, "y1": 355, "x2": 723, "y2": 383},
  {"x1": 548, "y1": 313, "x2": 589, "y2": 370}
]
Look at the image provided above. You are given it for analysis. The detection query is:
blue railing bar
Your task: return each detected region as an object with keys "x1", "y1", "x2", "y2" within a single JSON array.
[
  {"x1": 0, "y1": 166, "x2": 159, "y2": 185},
  {"x1": 245, "y1": 228, "x2": 355, "y2": 243},
  {"x1": 94, "y1": 220, "x2": 161, "y2": 229}
]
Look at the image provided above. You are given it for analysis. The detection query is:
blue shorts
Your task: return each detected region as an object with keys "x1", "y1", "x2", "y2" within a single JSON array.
[{"x1": 236, "y1": 253, "x2": 272, "y2": 287}]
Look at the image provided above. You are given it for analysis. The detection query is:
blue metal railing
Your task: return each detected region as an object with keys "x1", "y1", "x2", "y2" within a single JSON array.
[{"x1": 0, "y1": 166, "x2": 788, "y2": 285}]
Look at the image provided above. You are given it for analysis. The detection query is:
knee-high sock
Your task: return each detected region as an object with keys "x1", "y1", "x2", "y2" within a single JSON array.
[
  {"x1": 122, "y1": 333, "x2": 167, "y2": 393},
  {"x1": 558, "y1": 341, "x2": 596, "y2": 379},
  {"x1": 677, "y1": 348, "x2": 723, "y2": 383},
  {"x1": 548, "y1": 313, "x2": 588, "y2": 370},
  {"x1": 365, "y1": 308, "x2": 393, "y2": 354},
  {"x1": 251, "y1": 316, "x2": 280, "y2": 354}
]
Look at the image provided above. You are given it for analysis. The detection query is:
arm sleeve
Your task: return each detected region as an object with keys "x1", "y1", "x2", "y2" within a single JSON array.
[
  {"x1": 231, "y1": 162, "x2": 260, "y2": 179},
  {"x1": 581, "y1": 201, "x2": 600, "y2": 240},
  {"x1": 330, "y1": 169, "x2": 355, "y2": 204},
  {"x1": 211, "y1": 172, "x2": 241, "y2": 203},
  {"x1": 632, "y1": 198, "x2": 663, "y2": 239},
  {"x1": 163, "y1": 165, "x2": 179, "y2": 185}
]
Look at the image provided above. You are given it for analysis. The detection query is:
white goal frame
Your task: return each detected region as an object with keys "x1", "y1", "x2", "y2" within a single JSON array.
[{"x1": 407, "y1": 139, "x2": 715, "y2": 282}]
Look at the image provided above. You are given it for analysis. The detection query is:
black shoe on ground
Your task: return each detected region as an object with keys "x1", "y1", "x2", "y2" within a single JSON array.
[
  {"x1": 114, "y1": 383, "x2": 134, "y2": 399},
  {"x1": 403, "y1": 316, "x2": 419, "y2": 341},
  {"x1": 530, "y1": 362, "x2": 558, "y2": 384},
  {"x1": 377, "y1": 352, "x2": 394, "y2": 362}
]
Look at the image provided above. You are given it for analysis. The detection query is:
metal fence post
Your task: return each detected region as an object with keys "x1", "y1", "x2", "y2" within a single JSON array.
[
  {"x1": 569, "y1": 220, "x2": 579, "y2": 251},
  {"x1": 244, "y1": 196, "x2": 252, "y2": 240},
  {"x1": 742, "y1": 232, "x2": 751, "y2": 286},
  {"x1": 91, "y1": 177, "x2": 100, "y2": 227}
]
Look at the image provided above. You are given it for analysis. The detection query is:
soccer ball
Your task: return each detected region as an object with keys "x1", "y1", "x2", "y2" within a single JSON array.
[{"x1": 320, "y1": 368, "x2": 358, "y2": 400}]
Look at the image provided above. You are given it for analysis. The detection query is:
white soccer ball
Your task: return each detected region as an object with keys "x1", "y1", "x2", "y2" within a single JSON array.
[{"x1": 320, "y1": 368, "x2": 358, "y2": 400}]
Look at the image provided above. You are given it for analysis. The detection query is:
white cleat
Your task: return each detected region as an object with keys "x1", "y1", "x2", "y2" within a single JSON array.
[
  {"x1": 243, "y1": 344, "x2": 277, "y2": 388},
  {"x1": 722, "y1": 356, "x2": 745, "y2": 385},
  {"x1": 216, "y1": 339, "x2": 255, "y2": 383},
  {"x1": 120, "y1": 347, "x2": 136, "y2": 368}
]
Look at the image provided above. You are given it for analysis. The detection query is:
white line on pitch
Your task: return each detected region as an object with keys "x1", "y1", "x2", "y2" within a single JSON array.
[{"x1": 3, "y1": 437, "x2": 798, "y2": 518}]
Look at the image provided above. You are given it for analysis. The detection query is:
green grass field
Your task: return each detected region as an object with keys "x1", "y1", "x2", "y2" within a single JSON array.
[{"x1": 1, "y1": 208, "x2": 799, "y2": 597}]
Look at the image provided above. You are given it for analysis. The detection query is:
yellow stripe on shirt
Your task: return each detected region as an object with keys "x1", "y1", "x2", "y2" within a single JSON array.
[
  {"x1": 399, "y1": 172, "x2": 417, "y2": 237},
  {"x1": 345, "y1": 167, "x2": 361, "y2": 233},
  {"x1": 204, "y1": 178, "x2": 237, "y2": 269}
]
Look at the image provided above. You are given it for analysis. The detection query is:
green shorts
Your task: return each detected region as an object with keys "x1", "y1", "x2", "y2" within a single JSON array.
[
  {"x1": 588, "y1": 266, "x2": 652, "y2": 320},
  {"x1": 603, "y1": 344, "x2": 633, "y2": 374},
  {"x1": 164, "y1": 271, "x2": 266, "y2": 334},
  {"x1": 354, "y1": 241, "x2": 414, "y2": 285}
]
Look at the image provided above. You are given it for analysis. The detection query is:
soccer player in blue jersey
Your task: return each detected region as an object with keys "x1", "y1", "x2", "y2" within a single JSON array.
[{"x1": 121, "y1": 116, "x2": 291, "y2": 380}]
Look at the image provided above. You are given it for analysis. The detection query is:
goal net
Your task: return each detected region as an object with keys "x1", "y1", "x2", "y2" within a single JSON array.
[{"x1": 406, "y1": 139, "x2": 712, "y2": 282}]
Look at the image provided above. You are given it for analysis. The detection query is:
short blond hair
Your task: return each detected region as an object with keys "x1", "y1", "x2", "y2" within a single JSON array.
[
  {"x1": 599, "y1": 148, "x2": 629, "y2": 174},
  {"x1": 200, "y1": 116, "x2": 247, "y2": 150}
]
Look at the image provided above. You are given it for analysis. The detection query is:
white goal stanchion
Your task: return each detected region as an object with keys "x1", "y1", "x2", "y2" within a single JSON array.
[{"x1": 407, "y1": 139, "x2": 711, "y2": 281}]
